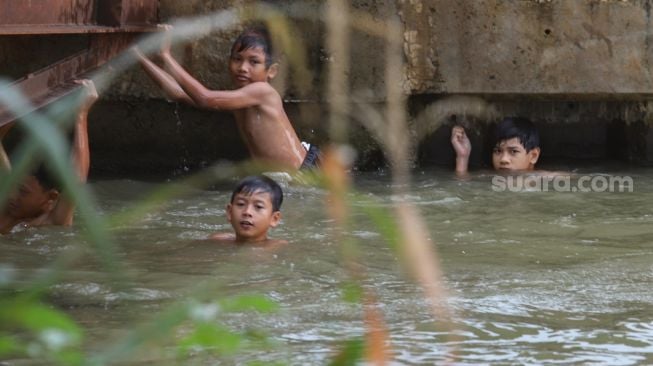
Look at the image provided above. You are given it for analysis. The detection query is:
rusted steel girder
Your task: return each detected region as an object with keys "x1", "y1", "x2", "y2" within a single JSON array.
[
  {"x1": 0, "y1": 34, "x2": 139, "y2": 127},
  {"x1": 0, "y1": 0, "x2": 157, "y2": 33},
  {"x1": 0, "y1": 0, "x2": 158, "y2": 127}
]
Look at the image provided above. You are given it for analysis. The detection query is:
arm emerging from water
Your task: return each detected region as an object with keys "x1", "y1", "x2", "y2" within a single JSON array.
[
  {"x1": 0, "y1": 123, "x2": 13, "y2": 172},
  {"x1": 451, "y1": 125, "x2": 471, "y2": 177},
  {"x1": 48, "y1": 80, "x2": 98, "y2": 226}
]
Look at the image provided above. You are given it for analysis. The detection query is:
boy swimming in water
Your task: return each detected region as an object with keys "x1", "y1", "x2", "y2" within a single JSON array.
[
  {"x1": 133, "y1": 24, "x2": 320, "y2": 171},
  {"x1": 0, "y1": 79, "x2": 97, "y2": 234},
  {"x1": 210, "y1": 175, "x2": 286, "y2": 245},
  {"x1": 451, "y1": 116, "x2": 541, "y2": 176}
]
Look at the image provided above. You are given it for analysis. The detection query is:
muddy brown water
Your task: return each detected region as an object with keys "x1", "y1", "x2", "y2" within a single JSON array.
[{"x1": 2, "y1": 167, "x2": 653, "y2": 364}]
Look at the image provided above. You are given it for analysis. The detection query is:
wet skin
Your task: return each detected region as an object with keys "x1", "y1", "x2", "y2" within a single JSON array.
[
  {"x1": 492, "y1": 137, "x2": 540, "y2": 172},
  {"x1": 225, "y1": 190, "x2": 281, "y2": 243},
  {"x1": 3, "y1": 176, "x2": 57, "y2": 222},
  {"x1": 0, "y1": 79, "x2": 96, "y2": 234},
  {"x1": 229, "y1": 47, "x2": 270, "y2": 87},
  {"x1": 135, "y1": 29, "x2": 308, "y2": 170}
]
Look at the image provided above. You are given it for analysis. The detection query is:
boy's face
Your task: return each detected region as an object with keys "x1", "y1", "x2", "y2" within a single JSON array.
[
  {"x1": 5, "y1": 176, "x2": 58, "y2": 220},
  {"x1": 226, "y1": 189, "x2": 281, "y2": 243},
  {"x1": 228, "y1": 46, "x2": 277, "y2": 88},
  {"x1": 492, "y1": 137, "x2": 540, "y2": 171}
]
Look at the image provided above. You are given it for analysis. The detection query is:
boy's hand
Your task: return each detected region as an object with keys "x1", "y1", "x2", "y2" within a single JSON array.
[
  {"x1": 130, "y1": 45, "x2": 145, "y2": 60},
  {"x1": 74, "y1": 79, "x2": 99, "y2": 110},
  {"x1": 158, "y1": 24, "x2": 174, "y2": 56},
  {"x1": 451, "y1": 125, "x2": 471, "y2": 158}
]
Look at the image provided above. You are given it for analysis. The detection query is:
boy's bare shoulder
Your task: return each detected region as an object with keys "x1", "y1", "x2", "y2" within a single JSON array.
[
  {"x1": 250, "y1": 239, "x2": 288, "y2": 252},
  {"x1": 208, "y1": 232, "x2": 236, "y2": 243},
  {"x1": 247, "y1": 82, "x2": 281, "y2": 98},
  {"x1": 258, "y1": 238, "x2": 288, "y2": 247}
]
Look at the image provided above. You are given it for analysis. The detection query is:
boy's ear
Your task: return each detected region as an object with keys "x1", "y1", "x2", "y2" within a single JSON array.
[
  {"x1": 266, "y1": 63, "x2": 279, "y2": 81},
  {"x1": 47, "y1": 189, "x2": 59, "y2": 201},
  {"x1": 528, "y1": 147, "x2": 541, "y2": 165},
  {"x1": 42, "y1": 189, "x2": 59, "y2": 211},
  {"x1": 225, "y1": 203, "x2": 233, "y2": 223},
  {"x1": 269, "y1": 211, "x2": 281, "y2": 228}
]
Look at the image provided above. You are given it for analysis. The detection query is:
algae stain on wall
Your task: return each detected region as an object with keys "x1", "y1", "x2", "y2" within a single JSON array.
[{"x1": 397, "y1": 0, "x2": 445, "y2": 93}]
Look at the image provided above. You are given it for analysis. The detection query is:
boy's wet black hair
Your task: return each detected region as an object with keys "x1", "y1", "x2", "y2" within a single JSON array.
[
  {"x1": 230, "y1": 24, "x2": 275, "y2": 68},
  {"x1": 32, "y1": 163, "x2": 60, "y2": 192},
  {"x1": 230, "y1": 175, "x2": 283, "y2": 212},
  {"x1": 493, "y1": 117, "x2": 540, "y2": 152}
]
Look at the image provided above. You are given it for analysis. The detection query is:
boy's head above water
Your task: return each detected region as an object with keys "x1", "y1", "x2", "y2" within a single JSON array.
[
  {"x1": 491, "y1": 117, "x2": 541, "y2": 171},
  {"x1": 226, "y1": 175, "x2": 283, "y2": 243},
  {"x1": 5, "y1": 164, "x2": 60, "y2": 221},
  {"x1": 228, "y1": 25, "x2": 278, "y2": 87}
]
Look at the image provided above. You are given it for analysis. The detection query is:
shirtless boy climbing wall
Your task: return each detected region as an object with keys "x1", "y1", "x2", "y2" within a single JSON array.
[{"x1": 133, "y1": 25, "x2": 320, "y2": 171}]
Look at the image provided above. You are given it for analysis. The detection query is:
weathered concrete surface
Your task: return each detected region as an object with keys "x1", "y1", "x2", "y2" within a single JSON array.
[
  {"x1": 126, "y1": 0, "x2": 653, "y2": 97},
  {"x1": 85, "y1": 99, "x2": 331, "y2": 176},
  {"x1": 2, "y1": 0, "x2": 653, "y2": 174},
  {"x1": 400, "y1": 0, "x2": 653, "y2": 95}
]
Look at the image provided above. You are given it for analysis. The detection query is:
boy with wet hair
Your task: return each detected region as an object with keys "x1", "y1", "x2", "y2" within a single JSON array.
[
  {"x1": 451, "y1": 116, "x2": 541, "y2": 175},
  {"x1": 210, "y1": 175, "x2": 286, "y2": 245},
  {"x1": 133, "y1": 24, "x2": 320, "y2": 171},
  {"x1": 0, "y1": 80, "x2": 97, "y2": 234}
]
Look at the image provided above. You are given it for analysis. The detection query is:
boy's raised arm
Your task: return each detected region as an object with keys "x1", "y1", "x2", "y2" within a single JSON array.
[
  {"x1": 157, "y1": 27, "x2": 271, "y2": 111},
  {"x1": 132, "y1": 46, "x2": 197, "y2": 106},
  {"x1": 161, "y1": 51, "x2": 272, "y2": 110},
  {"x1": 49, "y1": 80, "x2": 98, "y2": 226},
  {"x1": 0, "y1": 123, "x2": 12, "y2": 172},
  {"x1": 451, "y1": 125, "x2": 471, "y2": 176}
]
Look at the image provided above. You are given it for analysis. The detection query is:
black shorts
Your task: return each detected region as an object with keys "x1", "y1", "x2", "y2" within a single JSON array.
[{"x1": 300, "y1": 144, "x2": 321, "y2": 170}]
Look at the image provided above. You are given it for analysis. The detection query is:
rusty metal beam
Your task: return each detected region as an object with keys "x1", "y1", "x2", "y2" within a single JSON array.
[
  {"x1": 0, "y1": 0, "x2": 158, "y2": 34},
  {"x1": 0, "y1": 0, "x2": 158, "y2": 126},
  {"x1": 0, "y1": 0, "x2": 95, "y2": 26},
  {"x1": 0, "y1": 34, "x2": 139, "y2": 127},
  {"x1": 97, "y1": 0, "x2": 158, "y2": 27},
  {"x1": 0, "y1": 25, "x2": 157, "y2": 35}
]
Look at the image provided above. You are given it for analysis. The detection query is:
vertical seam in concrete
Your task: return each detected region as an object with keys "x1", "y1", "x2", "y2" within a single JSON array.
[{"x1": 645, "y1": 0, "x2": 652, "y2": 80}]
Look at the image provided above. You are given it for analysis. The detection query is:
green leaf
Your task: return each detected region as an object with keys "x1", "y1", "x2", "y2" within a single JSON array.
[
  {"x1": 0, "y1": 335, "x2": 21, "y2": 356},
  {"x1": 219, "y1": 294, "x2": 279, "y2": 313},
  {"x1": 178, "y1": 323, "x2": 243, "y2": 356},
  {"x1": 53, "y1": 348, "x2": 84, "y2": 366},
  {"x1": 341, "y1": 281, "x2": 363, "y2": 303},
  {"x1": 328, "y1": 339, "x2": 364, "y2": 366},
  {"x1": 14, "y1": 302, "x2": 82, "y2": 338},
  {"x1": 248, "y1": 361, "x2": 286, "y2": 366}
]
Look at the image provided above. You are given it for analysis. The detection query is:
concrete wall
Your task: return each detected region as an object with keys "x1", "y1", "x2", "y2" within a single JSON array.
[
  {"x1": 401, "y1": 0, "x2": 653, "y2": 95},
  {"x1": 2, "y1": 0, "x2": 653, "y2": 175}
]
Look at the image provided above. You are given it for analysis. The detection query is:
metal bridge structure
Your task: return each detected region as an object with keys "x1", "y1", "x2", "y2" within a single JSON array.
[{"x1": 0, "y1": 0, "x2": 159, "y2": 127}]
